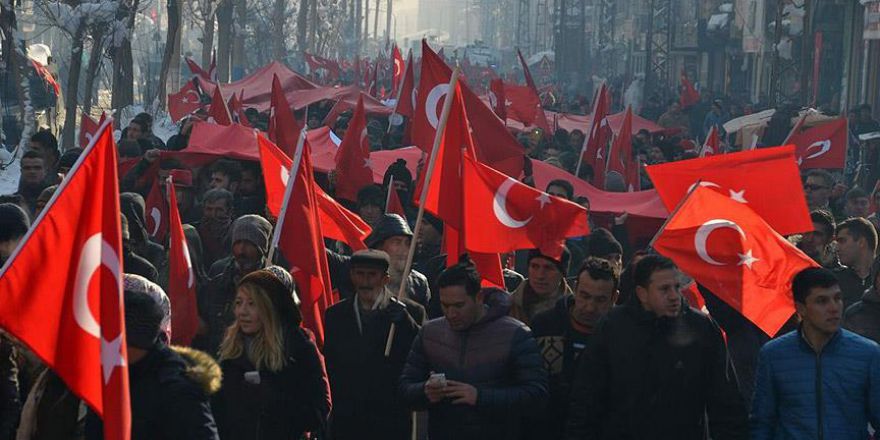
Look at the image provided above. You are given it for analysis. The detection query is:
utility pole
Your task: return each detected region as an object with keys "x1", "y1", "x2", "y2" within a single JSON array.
[{"x1": 644, "y1": 0, "x2": 672, "y2": 100}]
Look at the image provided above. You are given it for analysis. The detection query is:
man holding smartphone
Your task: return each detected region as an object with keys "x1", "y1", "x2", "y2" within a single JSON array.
[{"x1": 399, "y1": 256, "x2": 548, "y2": 440}]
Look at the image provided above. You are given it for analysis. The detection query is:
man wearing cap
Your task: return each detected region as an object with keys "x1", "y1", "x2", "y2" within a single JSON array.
[
  {"x1": 86, "y1": 274, "x2": 221, "y2": 439},
  {"x1": 327, "y1": 214, "x2": 431, "y2": 310},
  {"x1": 195, "y1": 214, "x2": 273, "y2": 356},
  {"x1": 168, "y1": 169, "x2": 200, "y2": 225},
  {"x1": 324, "y1": 249, "x2": 425, "y2": 440},
  {"x1": 510, "y1": 249, "x2": 574, "y2": 326}
]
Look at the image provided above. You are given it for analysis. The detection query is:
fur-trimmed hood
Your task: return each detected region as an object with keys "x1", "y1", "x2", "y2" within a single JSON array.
[{"x1": 172, "y1": 345, "x2": 222, "y2": 395}]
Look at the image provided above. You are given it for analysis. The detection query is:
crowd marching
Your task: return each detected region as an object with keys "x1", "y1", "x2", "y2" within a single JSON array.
[{"x1": 2, "y1": 40, "x2": 880, "y2": 440}]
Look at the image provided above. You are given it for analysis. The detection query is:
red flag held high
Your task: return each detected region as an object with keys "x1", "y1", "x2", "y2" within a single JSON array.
[
  {"x1": 167, "y1": 80, "x2": 203, "y2": 122},
  {"x1": 653, "y1": 186, "x2": 817, "y2": 336},
  {"x1": 386, "y1": 184, "x2": 406, "y2": 217},
  {"x1": 786, "y1": 117, "x2": 848, "y2": 169},
  {"x1": 394, "y1": 50, "x2": 416, "y2": 118},
  {"x1": 144, "y1": 176, "x2": 169, "y2": 243},
  {"x1": 580, "y1": 83, "x2": 612, "y2": 188},
  {"x1": 269, "y1": 74, "x2": 303, "y2": 158},
  {"x1": 334, "y1": 95, "x2": 374, "y2": 202},
  {"x1": 462, "y1": 152, "x2": 589, "y2": 258},
  {"x1": 0, "y1": 121, "x2": 130, "y2": 440},
  {"x1": 606, "y1": 106, "x2": 639, "y2": 192},
  {"x1": 679, "y1": 69, "x2": 701, "y2": 108},
  {"x1": 489, "y1": 78, "x2": 507, "y2": 120},
  {"x1": 208, "y1": 85, "x2": 233, "y2": 126},
  {"x1": 391, "y1": 45, "x2": 404, "y2": 98},
  {"x1": 79, "y1": 113, "x2": 100, "y2": 149},
  {"x1": 275, "y1": 137, "x2": 333, "y2": 344},
  {"x1": 701, "y1": 126, "x2": 720, "y2": 157},
  {"x1": 166, "y1": 178, "x2": 199, "y2": 346},
  {"x1": 185, "y1": 57, "x2": 210, "y2": 79},
  {"x1": 516, "y1": 49, "x2": 551, "y2": 132},
  {"x1": 646, "y1": 145, "x2": 812, "y2": 235}
]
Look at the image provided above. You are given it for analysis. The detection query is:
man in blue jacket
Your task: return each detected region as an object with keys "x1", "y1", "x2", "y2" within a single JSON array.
[{"x1": 751, "y1": 267, "x2": 880, "y2": 439}]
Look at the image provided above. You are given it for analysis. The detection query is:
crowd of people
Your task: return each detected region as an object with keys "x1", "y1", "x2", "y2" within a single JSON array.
[{"x1": 1, "y1": 77, "x2": 880, "y2": 440}]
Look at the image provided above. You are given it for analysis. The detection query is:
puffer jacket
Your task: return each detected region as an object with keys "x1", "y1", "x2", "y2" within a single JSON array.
[
  {"x1": 750, "y1": 328, "x2": 880, "y2": 440},
  {"x1": 565, "y1": 298, "x2": 748, "y2": 440},
  {"x1": 845, "y1": 287, "x2": 880, "y2": 343},
  {"x1": 398, "y1": 288, "x2": 548, "y2": 440}
]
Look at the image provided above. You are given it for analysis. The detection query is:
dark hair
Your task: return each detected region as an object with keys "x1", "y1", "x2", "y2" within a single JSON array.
[
  {"x1": 810, "y1": 210, "x2": 835, "y2": 237},
  {"x1": 633, "y1": 254, "x2": 677, "y2": 289},
  {"x1": 846, "y1": 187, "x2": 869, "y2": 202},
  {"x1": 30, "y1": 130, "x2": 59, "y2": 158},
  {"x1": 792, "y1": 267, "x2": 838, "y2": 303},
  {"x1": 437, "y1": 255, "x2": 482, "y2": 297},
  {"x1": 805, "y1": 169, "x2": 833, "y2": 188},
  {"x1": 546, "y1": 179, "x2": 575, "y2": 200},
  {"x1": 577, "y1": 257, "x2": 620, "y2": 290},
  {"x1": 210, "y1": 159, "x2": 242, "y2": 183},
  {"x1": 21, "y1": 150, "x2": 44, "y2": 162},
  {"x1": 203, "y1": 188, "x2": 234, "y2": 209},
  {"x1": 129, "y1": 118, "x2": 150, "y2": 134},
  {"x1": 837, "y1": 217, "x2": 878, "y2": 253}
]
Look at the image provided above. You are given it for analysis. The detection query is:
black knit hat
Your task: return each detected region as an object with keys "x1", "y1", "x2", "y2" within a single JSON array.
[
  {"x1": 238, "y1": 269, "x2": 303, "y2": 328},
  {"x1": 383, "y1": 159, "x2": 413, "y2": 190},
  {"x1": 0, "y1": 203, "x2": 29, "y2": 242},
  {"x1": 365, "y1": 214, "x2": 413, "y2": 248},
  {"x1": 357, "y1": 184, "x2": 385, "y2": 209},
  {"x1": 124, "y1": 282, "x2": 166, "y2": 349},
  {"x1": 586, "y1": 228, "x2": 623, "y2": 259},
  {"x1": 528, "y1": 248, "x2": 571, "y2": 275}
]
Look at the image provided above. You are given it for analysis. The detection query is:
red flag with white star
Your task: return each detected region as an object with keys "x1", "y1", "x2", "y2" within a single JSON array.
[
  {"x1": 334, "y1": 95, "x2": 374, "y2": 202},
  {"x1": 167, "y1": 178, "x2": 199, "y2": 346}
]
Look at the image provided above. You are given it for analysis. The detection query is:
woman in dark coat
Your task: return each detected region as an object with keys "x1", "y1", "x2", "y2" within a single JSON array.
[{"x1": 213, "y1": 268, "x2": 331, "y2": 440}]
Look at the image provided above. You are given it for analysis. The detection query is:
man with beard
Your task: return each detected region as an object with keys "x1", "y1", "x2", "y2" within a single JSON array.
[
  {"x1": 194, "y1": 214, "x2": 273, "y2": 356},
  {"x1": 528, "y1": 257, "x2": 619, "y2": 439},
  {"x1": 797, "y1": 210, "x2": 838, "y2": 267},
  {"x1": 197, "y1": 188, "x2": 233, "y2": 270},
  {"x1": 510, "y1": 249, "x2": 573, "y2": 326},
  {"x1": 15, "y1": 151, "x2": 49, "y2": 216},
  {"x1": 233, "y1": 162, "x2": 266, "y2": 217},
  {"x1": 327, "y1": 214, "x2": 431, "y2": 311}
]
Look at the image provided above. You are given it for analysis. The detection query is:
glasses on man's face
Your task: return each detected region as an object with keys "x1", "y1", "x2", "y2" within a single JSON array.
[{"x1": 804, "y1": 184, "x2": 828, "y2": 192}]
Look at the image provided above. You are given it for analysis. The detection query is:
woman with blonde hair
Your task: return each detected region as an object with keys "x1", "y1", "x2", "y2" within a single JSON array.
[{"x1": 213, "y1": 267, "x2": 331, "y2": 439}]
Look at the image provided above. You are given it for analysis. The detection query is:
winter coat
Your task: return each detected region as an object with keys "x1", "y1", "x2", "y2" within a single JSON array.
[
  {"x1": 214, "y1": 327, "x2": 331, "y2": 440},
  {"x1": 85, "y1": 344, "x2": 221, "y2": 440},
  {"x1": 326, "y1": 249, "x2": 431, "y2": 309},
  {"x1": 832, "y1": 266, "x2": 871, "y2": 310},
  {"x1": 194, "y1": 260, "x2": 245, "y2": 356},
  {"x1": 323, "y1": 294, "x2": 424, "y2": 440},
  {"x1": 0, "y1": 338, "x2": 18, "y2": 440},
  {"x1": 399, "y1": 288, "x2": 548, "y2": 440},
  {"x1": 17, "y1": 369, "x2": 83, "y2": 440},
  {"x1": 526, "y1": 295, "x2": 589, "y2": 439},
  {"x1": 509, "y1": 279, "x2": 573, "y2": 327},
  {"x1": 845, "y1": 287, "x2": 880, "y2": 343},
  {"x1": 565, "y1": 299, "x2": 748, "y2": 440},
  {"x1": 751, "y1": 327, "x2": 880, "y2": 440}
]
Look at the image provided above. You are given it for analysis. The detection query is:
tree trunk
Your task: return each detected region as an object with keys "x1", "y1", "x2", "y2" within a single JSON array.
[
  {"x1": 83, "y1": 31, "x2": 105, "y2": 116},
  {"x1": 215, "y1": 0, "x2": 233, "y2": 81},
  {"x1": 231, "y1": 0, "x2": 245, "y2": 74},
  {"x1": 201, "y1": 7, "x2": 215, "y2": 68},
  {"x1": 373, "y1": 0, "x2": 379, "y2": 44},
  {"x1": 158, "y1": 0, "x2": 182, "y2": 109},
  {"x1": 61, "y1": 25, "x2": 86, "y2": 148},
  {"x1": 271, "y1": 0, "x2": 286, "y2": 60},
  {"x1": 111, "y1": 0, "x2": 139, "y2": 111},
  {"x1": 0, "y1": 2, "x2": 35, "y2": 154},
  {"x1": 296, "y1": 0, "x2": 309, "y2": 54},
  {"x1": 363, "y1": 0, "x2": 369, "y2": 40},
  {"x1": 308, "y1": 0, "x2": 317, "y2": 51}
]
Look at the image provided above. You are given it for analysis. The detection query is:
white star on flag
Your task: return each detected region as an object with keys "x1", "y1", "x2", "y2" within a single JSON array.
[
  {"x1": 101, "y1": 334, "x2": 127, "y2": 384},
  {"x1": 729, "y1": 189, "x2": 748, "y2": 203},
  {"x1": 536, "y1": 193, "x2": 551, "y2": 209},
  {"x1": 737, "y1": 250, "x2": 760, "y2": 269}
]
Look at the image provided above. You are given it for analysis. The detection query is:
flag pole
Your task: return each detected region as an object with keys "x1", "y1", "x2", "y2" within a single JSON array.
[
  {"x1": 384, "y1": 67, "x2": 462, "y2": 357},
  {"x1": 267, "y1": 129, "x2": 308, "y2": 264},
  {"x1": 647, "y1": 179, "x2": 701, "y2": 249},
  {"x1": 574, "y1": 82, "x2": 604, "y2": 178},
  {"x1": 387, "y1": 51, "x2": 411, "y2": 134},
  {"x1": 385, "y1": 175, "x2": 395, "y2": 214}
]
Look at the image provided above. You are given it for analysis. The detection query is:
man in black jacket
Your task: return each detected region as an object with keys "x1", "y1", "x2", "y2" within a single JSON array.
[
  {"x1": 565, "y1": 255, "x2": 747, "y2": 440},
  {"x1": 399, "y1": 257, "x2": 548, "y2": 440},
  {"x1": 529, "y1": 257, "x2": 619, "y2": 439},
  {"x1": 324, "y1": 250, "x2": 424, "y2": 440}
]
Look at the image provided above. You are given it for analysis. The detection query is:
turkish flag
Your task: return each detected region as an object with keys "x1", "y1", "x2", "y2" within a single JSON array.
[
  {"x1": 653, "y1": 186, "x2": 817, "y2": 336},
  {"x1": 606, "y1": 105, "x2": 639, "y2": 191},
  {"x1": 185, "y1": 57, "x2": 211, "y2": 79},
  {"x1": 79, "y1": 113, "x2": 101, "y2": 149},
  {"x1": 257, "y1": 134, "x2": 371, "y2": 250},
  {"x1": 679, "y1": 69, "x2": 700, "y2": 108},
  {"x1": 168, "y1": 80, "x2": 203, "y2": 122},
  {"x1": 269, "y1": 74, "x2": 303, "y2": 158},
  {"x1": 581, "y1": 83, "x2": 612, "y2": 188},
  {"x1": 412, "y1": 40, "x2": 523, "y2": 176},
  {"x1": 275, "y1": 136, "x2": 333, "y2": 345},
  {"x1": 646, "y1": 145, "x2": 812, "y2": 235},
  {"x1": 386, "y1": 183, "x2": 406, "y2": 217},
  {"x1": 0, "y1": 121, "x2": 130, "y2": 439},
  {"x1": 504, "y1": 83, "x2": 547, "y2": 129},
  {"x1": 144, "y1": 176, "x2": 169, "y2": 243},
  {"x1": 391, "y1": 45, "x2": 404, "y2": 97},
  {"x1": 334, "y1": 95, "x2": 374, "y2": 202},
  {"x1": 304, "y1": 52, "x2": 340, "y2": 82},
  {"x1": 786, "y1": 117, "x2": 848, "y2": 169},
  {"x1": 517, "y1": 49, "x2": 538, "y2": 92},
  {"x1": 462, "y1": 152, "x2": 589, "y2": 258},
  {"x1": 207, "y1": 85, "x2": 232, "y2": 126},
  {"x1": 166, "y1": 178, "x2": 199, "y2": 346},
  {"x1": 227, "y1": 92, "x2": 251, "y2": 127},
  {"x1": 394, "y1": 50, "x2": 416, "y2": 118},
  {"x1": 515, "y1": 49, "x2": 551, "y2": 133},
  {"x1": 489, "y1": 78, "x2": 507, "y2": 120},
  {"x1": 701, "y1": 125, "x2": 719, "y2": 157}
]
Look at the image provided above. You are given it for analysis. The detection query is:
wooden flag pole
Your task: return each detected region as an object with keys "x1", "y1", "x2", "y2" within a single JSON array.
[
  {"x1": 647, "y1": 179, "x2": 701, "y2": 249},
  {"x1": 387, "y1": 50, "x2": 411, "y2": 134},
  {"x1": 385, "y1": 175, "x2": 396, "y2": 214},
  {"x1": 266, "y1": 128, "x2": 308, "y2": 264},
  {"x1": 384, "y1": 67, "x2": 462, "y2": 357}
]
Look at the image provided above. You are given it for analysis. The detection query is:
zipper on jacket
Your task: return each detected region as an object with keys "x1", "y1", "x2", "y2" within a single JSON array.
[
  {"x1": 815, "y1": 351, "x2": 823, "y2": 440},
  {"x1": 459, "y1": 333, "x2": 468, "y2": 368}
]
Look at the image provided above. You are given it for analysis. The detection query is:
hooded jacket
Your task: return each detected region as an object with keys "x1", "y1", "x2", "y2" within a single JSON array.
[
  {"x1": 844, "y1": 287, "x2": 880, "y2": 343},
  {"x1": 565, "y1": 298, "x2": 748, "y2": 440},
  {"x1": 399, "y1": 288, "x2": 548, "y2": 440}
]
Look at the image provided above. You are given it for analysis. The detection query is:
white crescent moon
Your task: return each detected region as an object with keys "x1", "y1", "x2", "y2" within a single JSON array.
[
  {"x1": 394, "y1": 59, "x2": 402, "y2": 77},
  {"x1": 493, "y1": 178, "x2": 532, "y2": 228},
  {"x1": 488, "y1": 91, "x2": 498, "y2": 109},
  {"x1": 73, "y1": 234, "x2": 121, "y2": 338},
  {"x1": 184, "y1": 89, "x2": 200, "y2": 104},
  {"x1": 425, "y1": 84, "x2": 450, "y2": 129},
  {"x1": 411, "y1": 89, "x2": 418, "y2": 110},
  {"x1": 686, "y1": 181, "x2": 721, "y2": 194},
  {"x1": 360, "y1": 127, "x2": 368, "y2": 147},
  {"x1": 805, "y1": 140, "x2": 831, "y2": 159},
  {"x1": 181, "y1": 238, "x2": 194, "y2": 289},
  {"x1": 280, "y1": 165, "x2": 290, "y2": 187},
  {"x1": 149, "y1": 207, "x2": 161, "y2": 236},
  {"x1": 694, "y1": 219, "x2": 745, "y2": 266}
]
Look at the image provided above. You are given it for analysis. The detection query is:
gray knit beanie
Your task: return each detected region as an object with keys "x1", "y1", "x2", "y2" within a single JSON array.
[
  {"x1": 123, "y1": 274, "x2": 170, "y2": 348},
  {"x1": 231, "y1": 215, "x2": 273, "y2": 256}
]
